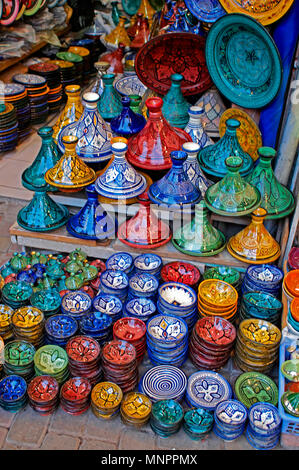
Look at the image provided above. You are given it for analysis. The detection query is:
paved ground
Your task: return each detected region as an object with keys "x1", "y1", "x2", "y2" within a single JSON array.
[{"x1": 0, "y1": 197, "x2": 296, "y2": 451}]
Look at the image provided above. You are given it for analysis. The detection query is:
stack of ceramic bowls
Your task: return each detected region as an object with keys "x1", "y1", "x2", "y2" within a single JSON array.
[
  {"x1": 70, "y1": 38, "x2": 98, "y2": 76},
  {"x1": 245, "y1": 402, "x2": 281, "y2": 450},
  {"x1": 13, "y1": 73, "x2": 49, "y2": 125},
  {"x1": 44, "y1": 314, "x2": 79, "y2": 348},
  {"x1": 124, "y1": 297, "x2": 156, "y2": 323},
  {"x1": 113, "y1": 317, "x2": 146, "y2": 363},
  {"x1": 203, "y1": 266, "x2": 241, "y2": 293},
  {"x1": 28, "y1": 62, "x2": 63, "y2": 113},
  {"x1": 183, "y1": 408, "x2": 214, "y2": 440},
  {"x1": 198, "y1": 279, "x2": 238, "y2": 323},
  {"x1": 34, "y1": 345, "x2": 69, "y2": 385},
  {"x1": 61, "y1": 290, "x2": 92, "y2": 321},
  {"x1": 150, "y1": 399, "x2": 184, "y2": 438},
  {"x1": 30, "y1": 288, "x2": 62, "y2": 318},
  {"x1": 185, "y1": 371, "x2": 232, "y2": 410},
  {"x1": 101, "y1": 340, "x2": 138, "y2": 392},
  {"x1": 283, "y1": 270, "x2": 299, "y2": 303},
  {"x1": 79, "y1": 311, "x2": 113, "y2": 345},
  {"x1": 287, "y1": 298, "x2": 299, "y2": 335},
  {"x1": 161, "y1": 261, "x2": 201, "y2": 290},
  {"x1": 91, "y1": 381, "x2": 123, "y2": 419},
  {"x1": 234, "y1": 372, "x2": 279, "y2": 409},
  {"x1": 68, "y1": 46, "x2": 91, "y2": 83},
  {"x1": 2, "y1": 84, "x2": 31, "y2": 140},
  {"x1": 106, "y1": 252, "x2": 134, "y2": 276},
  {"x1": 120, "y1": 392, "x2": 152, "y2": 427},
  {"x1": 11, "y1": 306, "x2": 45, "y2": 348},
  {"x1": 0, "y1": 103, "x2": 19, "y2": 152},
  {"x1": 3, "y1": 340, "x2": 35, "y2": 382},
  {"x1": 213, "y1": 399, "x2": 248, "y2": 441},
  {"x1": 48, "y1": 60, "x2": 77, "y2": 93},
  {"x1": 92, "y1": 293, "x2": 123, "y2": 323},
  {"x1": 99, "y1": 270, "x2": 129, "y2": 303},
  {"x1": 133, "y1": 254, "x2": 163, "y2": 280},
  {"x1": 242, "y1": 265, "x2": 283, "y2": 298},
  {"x1": 235, "y1": 319, "x2": 281, "y2": 374},
  {"x1": 240, "y1": 292, "x2": 282, "y2": 326},
  {"x1": 189, "y1": 316, "x2": 236, "y2": 370},
  {"x1": 0, "y1": 304, "x2": 14, "y2": 341},
  {"x1": 146, "y1": 315, "x2": 189, "y2": 367},
  {"x1": 128, "y1": 273, "x2": 159, "y2": 302},
  {"x1": 27, "y1": 375, "x2": 59, "y2": 415},
  {"x1": 157, "y1": 282, "x2": 198, "y2": 330},
  {"x1": 1, "y1": 281, "x2": 33, "y2": 309},
  {"x1": 60, "y1": 376, "x2": 92, "y2": 415},
  {"x1": 66, "y1": 335, "x2": 102, "y2": 385},
  {"x1": 56, "y1": 52, "x2": 84, "y2": 85},
  {"x1": 0, "y1": 375, "x2": 27, "y2": 412},
  {"x1": 139, "y1": 365, "x2": 187, "y2": 403}
]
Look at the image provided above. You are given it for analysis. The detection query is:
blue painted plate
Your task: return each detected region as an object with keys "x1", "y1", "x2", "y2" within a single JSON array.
[
  {"x1": 186, "y1": 371, "x2": 232, "y2": 410},
  {"x1": 140, "y1": 365, "x2": 187, "y2": 402},
  {"x1": 185, "y1": 0, "x2": 226, "y2": 23}
]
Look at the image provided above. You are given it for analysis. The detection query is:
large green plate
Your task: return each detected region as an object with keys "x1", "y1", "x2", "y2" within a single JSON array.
[
  {"x1": 234, "y1": 371, "x2": 278, "y2": 408},
  {"x1": 205, "y1": 13, "x2": 282, "y2": 109}
]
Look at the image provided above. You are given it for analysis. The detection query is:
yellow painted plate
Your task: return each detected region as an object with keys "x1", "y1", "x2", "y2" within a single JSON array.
[{"x1": 218, "y1": 0, "x2": 295, "y2": 26}]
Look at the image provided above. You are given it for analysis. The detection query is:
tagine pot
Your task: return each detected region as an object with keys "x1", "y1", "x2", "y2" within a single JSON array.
[
  {"x1": 162, "y1": 73, "x2": 190, "y2": 129},
  {"x1": 52, "y1": 86, "x2": 84, "y2": 145},
  {"x1": 88, "y1": 61, "x2": 110, "y2": 96},
  {"x1": 184, "y1": 106, "x2": 214, "y2": 149},
  {"x1": 182, "y1": 142, "x2": 213, "y2": 196},
  {"x1": 98, "y1": 74, "x2": 123, "y2": 122},
  {"x1": 104, "y1": 16, "x2": 131, "y2": 48},
  {"x1": 110, "y1": 96, "x2": 146, "y2": 138},
  {"x1": 100, "y1": 45, "x2": 125, "y2": 75},
  {"x1": 195, "y1": 86, "x2": 227, "y2": 138}
]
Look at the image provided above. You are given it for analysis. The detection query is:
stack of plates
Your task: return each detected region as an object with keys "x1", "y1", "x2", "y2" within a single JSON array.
[
  {"x1": 189, "y1": 316, "x2": 236, "y2": 370},
  {"x1": 113, "y1": 317, "x2": 146, "y2": 363},
  {"x1": 60, "y1": 376, "x2": 92, "y2": 415},
  {"x1": 185, "y1": 371, "x2": 232, "y2": 410},
  {"x1": 150, "y1": 399, "x2": 184, "y2": 438},
  {"x1": 56, "y1": 52, "x2": 84, "y2": 86},
  {"x1": 48, "y1": 60, "x2": 77, "y2": 94},
  {"x1": 2, "y1": 84, "x2": 31, "y2": 141},
  {"x1": 157, "y1": 282, "x2": 198, "y2": 330},
  {"x1": 0, "y1": 375, "x2": 27, "y2": 413},
  {"x1": 124, "y1": 297, "x2": 156, "y2": 323},
  {"x1": 79, "y1": 311, "x2": 113, "y2": 345},
  {"x1": 241, "y1": 264, "x2": 283, "y2": 298},
  {"x1": 44, "y1": 314, "x2": 79, "y2": 347},
  {"x1": 13, "y1": 74, "x2": 49, "y2": 125},
  {"x1": 120, "y1": 392, "x2": 152, "y2": 427},
  {"x1": 213, "y1": 399, "x2": 248, "y2": 441},
  {"x1": 101, "y1": 339, "x2": 138, "y2": 393},
  {"x1": 240, "y1": 291, "x2": 282, "y2": 326},
  {"x1": 284, "y1": 270, "x2": 299, "y2": 302},
  {"x1": 287, "y1": 298, "x2": 299, "y2": 335},
  {"x1": 0, "y1": 304, "x2": 14, "y2": 341},
  {"x1": 161, "y1": 261, "x2": 201, "y2": 290},
  {"x1": 2, "y1": 281, "x2": 33, "y2": 309},
  {"x1": 234, "y1": 371, "x2": 279, "y2": 408},
  {"x1": 11, "y1": 306, "x2": 45, "y2": 348},
  {"x1": 245, "y1": 402, "x2": 281, "y2": 450},
  {"x1": 99, "y1": 270, "x2": 129, "y2": 303},
  {"x1": 30, "y1": 288, "x2": 62, "y2": 318},
  {"x1": 0, "y1": 103, "x2": 18, "y2": 152},
  {"x1": 68, "y1": 46, "x2": 91, "y2": 84},
  {"x1": 61, "y1": 290, "x2": 92, "y2": 321},
  {"x1": 235, "y1": 319, "x2": 281, "y2": 374},
  {"x1": 106, "y1": 252, "x2": 134, "y2": 276},
  {"x1": 34, "y1": 345, "x2": 69, "y2": 385},
  {"x1": 70, "y1": 38, "x2": 98, "y2": 76},
  {"x1": 146, "y1": 315, "x2": 189, "y2": 367},
  {"x1": 128, "y1": 273, "x2": 159, "y2": 302},
  {"x1": 4, "y1": 340, "x2": 36, "y2": 382},
  {"x1": 133, "y1": 254, "x2": 163, "y2": 280},
  {"x1": 92, "y1": 293, "x2": 123, "y2": 323},
  {"x1": 203, "y1": 266, "x2": 241, "y2": 292},
  {"x1": 139, "y1": 365, "x2": 187, "y2": 403},
  {"x1": 198, "y1": 279, "x2": 238, "y2": 323},
  {"x1": 66, "y1": 335, "x2": 102, "y2": 386},
  {"x1": 28, "y1": 62, "x2": 63, "y2": 113},
  {"x1": 27, "y1": 375, "x2": 59, "y2": 415},
  {"x1": 183, "y1": 408, "x2": 214, "y2": 440},
  {"x1": 91, "y1": 381, "x2": 123, "y2": 419}
]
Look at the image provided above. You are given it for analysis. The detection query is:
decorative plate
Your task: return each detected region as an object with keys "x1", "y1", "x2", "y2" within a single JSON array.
[
  {"x1": 186, "y1": 371, "x2": 232, "y2": 410},
  {"x1": 246, "y1": 264, "x2": 283, "y2": 287},
  {"x1": 240, "y1": 319, "x2": 281, "y2": 347},
  {"x1": 196, "y1": 316, "x2": 236, "y2": 347},
  {"x1": 12, "y1": 306, "x2": 44, "y2": 328},
  {"x1": 125, "y1": 297, "x2": 156, "y2": 318},
  {"x1": 215, "y1": 399, "x2": 247, "y2": 425},
  {"x1": 92, "y1": 294, "x2": 123, "y2": 316},
  {"x1": 281, "y1": 360, "x2": 299, "y2": 382},
  {"x1": 13, "y1": 73, "x2": 47, "y2": 87},
  {"x1": 66, "y1": 336, "x2": 100, "y2": 363},
  {"x1": 161, "y1": 262, "x2": 200, "y2": 286},
  {"x1": 140, "y1": 365, "x2": 187, "y2": 402},
  {"x1": 185, "y1": 0, "x2": 226, "y2": 23},
  {"x1": 45, "y1": 314, "x2": 78, "y2": 339},
  {"x1": 158, "y1": 282, "x2": 197, "y2": 308},
  {"x1": 219, "y1": 108, "x2": 262, "y2": 161},
  {"x1": 147, "y1": 314, "x2": 188, "y2": 344},
  {"x1": 135, "y1": 32, "x2": 213, "y2": 96},
  {"x1": 79, "y1": 312, "x2": 112, "y2": 334},
  {"x1": 0, "y1": 0, "x2": 20, "y2": 25},
  {"x1": 134, "y1": 254, "x2": 162, "y2": 273},
  {"x1": 113, "y1": 317, "x2": 146, "y2": 341},
  {"x1": 27, "y1": 375, "x2": 59, "y2": 403},
  {"x1": 106, "y1": 252, "x2": 133, "y2": 273},
  {"x1": 248, "y1": 402, "x2": 281, "y2": 433},
  {"x1": 4, "y1": 339, "x2": 35, "y2": 366},
  {"x1": 129, "y1": 273, "x2": 159, "y2": 294},
  {"x1": 0, "y1": 375, "x2": 27, "y2": 401},
  {"x1": 234, "y1": 372, "x2": 278, "y2": 408},
  {"x1": 114, "y1": 75, "x2": 147, "y2": 98},
  {"x1": 91, "y1": 381, "x2": 123, "y2": 410},
  {"x1": 100, "y1": 270, "x2": 129, "y2": 291},
  {"x1": 198, "y1": 279, "x2": 238, "y2": 308},
  {"x1": 205, "y1": 14, "x2": 282, "y2": 109},
  {"x1": 61, "y1": 291, "x2": 92, "y2": 316},
  {"x1": 33, "y1": 345, "x2": 68, "y2": 374},
  {"x1": 101, "y1": 339, "x2": 136, "y2": 365},
  {"x1": 121, "y1": 392, "x2": 152, "y2": 420},
  {"x1": 219, "y1": 0, "x2": 295, "y2": 26}
]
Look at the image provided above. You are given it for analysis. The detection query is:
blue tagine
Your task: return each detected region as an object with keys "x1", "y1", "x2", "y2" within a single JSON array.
[
  {"x1": 182, "y1": 141, "x2": 213, "y2": 196},
  {"x1": 184, "y1": 106, "x2": 214, "y2": 148},
  {"x1": 110, "y1": 96, "x2": 146, "y2": 138}
]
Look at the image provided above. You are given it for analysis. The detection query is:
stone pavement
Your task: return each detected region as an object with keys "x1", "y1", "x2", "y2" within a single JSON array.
[{"x1": 0, "y1": 197, "x2": 295, "y2": 451}]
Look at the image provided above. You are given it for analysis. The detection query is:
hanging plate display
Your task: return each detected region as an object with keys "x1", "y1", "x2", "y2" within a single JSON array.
[
  {"x1": 0, "y1": 0, "x2": 20, "y2": 25},
  {"x1": 23, "y1": 0, "x2": 43, "y2": 15},
  {"x1": 219, "y1": 108, "x2": 262, "y2": 161},
  {"x1": 205, "y1": 14, "x2": 282, "y2": 109},
  {"x1": 185, "y1": 0, "x2": 226, "y2": 23},
  {"x1": 135, "y1": 33, "x2": 213, "y2": 96},
  {"x1": 122, "y1": 0, "x2": 141, "y2": 16},
  {"x1": 219, "y1": 0, "x2": 295, "y2": 26}
]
